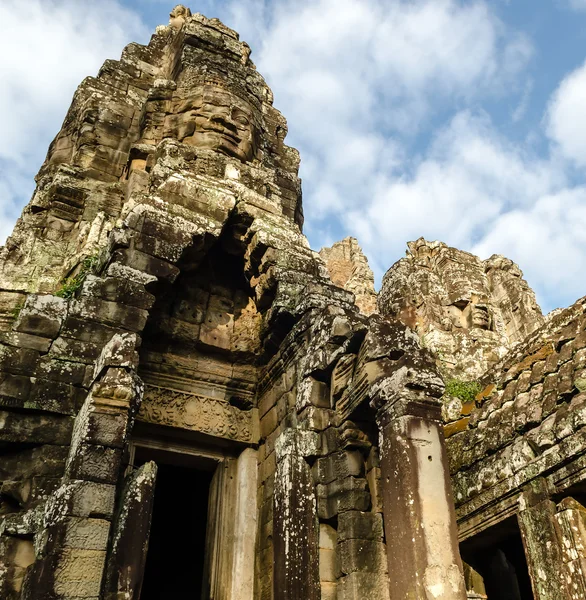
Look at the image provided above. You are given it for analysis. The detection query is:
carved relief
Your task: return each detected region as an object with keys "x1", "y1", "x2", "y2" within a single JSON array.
[
  {"x1": 137, "y1": 385, "x2": 257, "y2": 443},
  {"x1": 163, "y1": 85, "x2": 260, "y2": 163}
]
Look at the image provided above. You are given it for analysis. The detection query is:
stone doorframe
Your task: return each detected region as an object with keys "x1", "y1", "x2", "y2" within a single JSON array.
[{"x1": 127, "y1": 438, "x2": 258, "y2": 600}]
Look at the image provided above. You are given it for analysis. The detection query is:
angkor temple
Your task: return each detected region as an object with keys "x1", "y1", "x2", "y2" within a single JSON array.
[{"x1": 1, "y1": 6, "x2": 585, "y2": 600}]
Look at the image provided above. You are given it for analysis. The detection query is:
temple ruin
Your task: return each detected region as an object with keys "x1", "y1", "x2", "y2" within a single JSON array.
[{"x1": 0, "y1": 6, "x2": 585, "y2": 600}]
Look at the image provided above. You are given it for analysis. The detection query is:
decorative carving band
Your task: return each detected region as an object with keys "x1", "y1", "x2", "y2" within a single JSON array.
[{"x1": 138, "y1": 385, "x2": 258, "y2": 444}]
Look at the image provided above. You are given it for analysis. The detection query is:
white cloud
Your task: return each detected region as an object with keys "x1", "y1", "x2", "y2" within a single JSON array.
[
  {"x1": 473, "y1": 188, "x2": 586, "y2": 309},
  {"x1": 345, "y1": 111, "x2": 564, "y2": 271},
  {"x1": 0, "y1": 0, "x2": 148, "y2": 165},
  {"x1": 343, "y1": 108, "x2": 585, "y2": 312},
  {"x1": 568, "y1": 0, "x2": 586, "y2": 11},
  {"x1": 546, "y1": 61, "x2": 586, "y2": 167},
  {"x1": 223, "y1": 0, "x2": 534, "y2": 246}
]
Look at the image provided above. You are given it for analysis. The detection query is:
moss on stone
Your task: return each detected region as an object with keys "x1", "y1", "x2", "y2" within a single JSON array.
[
  {"x1": 444, "y1": 379, "x2": 482, "y2": 404},
  {"x1": 56, "y1": 255, "x2": 100, "y2": 299}
]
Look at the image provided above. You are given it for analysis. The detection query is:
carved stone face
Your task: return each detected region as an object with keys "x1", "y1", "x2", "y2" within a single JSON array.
[
  {"x1": 444, "y1": 299, "x2": 491, "y2": 331},
  {"x1": 167, "y1": 85, "x2": 259, "y2": 163}
]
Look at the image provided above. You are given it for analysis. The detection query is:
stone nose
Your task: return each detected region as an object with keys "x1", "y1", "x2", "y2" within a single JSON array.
[{"x1": 209, "y1": 114, "x2": 238, "y2": 133}]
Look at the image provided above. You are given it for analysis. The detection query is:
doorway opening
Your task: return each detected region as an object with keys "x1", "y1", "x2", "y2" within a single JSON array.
[
  {"x1": 137, "y1": 450, "x2": 217, "y2": 600},
  {"x1": 460, "y1": 516, "x2": 534, "y2": 600}
]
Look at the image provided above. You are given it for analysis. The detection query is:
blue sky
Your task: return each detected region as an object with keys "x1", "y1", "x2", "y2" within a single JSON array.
[{"x1": 1, "y1": 0, "x2": 586, "y2": 313}]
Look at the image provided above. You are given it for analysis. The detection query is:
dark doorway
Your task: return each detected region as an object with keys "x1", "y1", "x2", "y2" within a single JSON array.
[
  {"x1": 461, "y1": 516, "x2": 534, "y2": 600},
  {"x1": 140, "y1": 461, "x2": 215, "y2": 600}
]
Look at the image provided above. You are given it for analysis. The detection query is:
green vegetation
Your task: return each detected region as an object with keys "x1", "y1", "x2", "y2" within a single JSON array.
[
  {"x1": 56, "y1": 255, "x2": 100, "y2": 299},
  {"x1": 444, "y1": 379, "x2": 482, "y2": 403},
  {"x1": 11, "y1": 303, "x2": 24, "y2": 320}
]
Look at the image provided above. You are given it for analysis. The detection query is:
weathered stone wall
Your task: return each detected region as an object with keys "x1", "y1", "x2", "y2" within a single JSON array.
[
  {"x1": 0, "y1": 9, "x2": 335, "y2": 598},
  {"x1": 447, "y1": 295, "x2": 586, "y2": 599},
  {"x1": 449, "y1": 296, "x2": 586, "y2": 515},
  {"x1": 255, "y1": 305, "x2": 391, "y2": 600}
]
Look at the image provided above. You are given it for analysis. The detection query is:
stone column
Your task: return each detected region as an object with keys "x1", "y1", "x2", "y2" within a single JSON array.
[
  {"x1": 376, "y1": 397, "x2": 467, "y2": 600},
  {"x1": 229, "y1": 448, "x2": 258, "y2": 600},
  {"x1": 273, "y1": 430, "x2": 320, "y2": 600},
  {"x1": 518, "y1": 480, "x2": 586, "y2": 600},
  {"x1": 555, "y1": 497, "x2": 586, "y2": 599}
]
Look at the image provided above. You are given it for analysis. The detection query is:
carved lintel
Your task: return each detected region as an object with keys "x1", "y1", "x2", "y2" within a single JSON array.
[{"x1": 137, "y1": 384, "x2": 258, "y2": 443}]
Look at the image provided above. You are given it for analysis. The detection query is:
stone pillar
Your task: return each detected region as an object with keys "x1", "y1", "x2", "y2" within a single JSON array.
[
  {"x1": 229, "y1": 448, "x2": 258, "y2": 600},
  {"x1": 103, "y1": 462, "x2": 157, "y2": 600},
  {"x1": 518, "y1": 480, "x2": 586, "y2": 600},
  {"x1": 555, "y1": 497, "x2": 586, "y2": 599},
  {"x1": 377, "y1": 398, "x2": 467, "y2": 600},
  {"x1": 273, "y1": 430, "x2": 320, "y2": 600}
]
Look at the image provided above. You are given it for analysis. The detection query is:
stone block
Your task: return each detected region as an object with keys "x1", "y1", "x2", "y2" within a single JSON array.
[
  {"x1": 14, "y1": 295, "x2": 67, "y2": 339},
  {"x1": 260, "y1": 406, "x2": 279, "y2": 440},
  {"x1": 27, "y1": 378, "x2": 83, "y2": 414},
  {"x1": 337, "y1": 572, "x2": 390, "y2": 600},
  {"x1": 321, "y1": 582, "x2": 337, "y2": 600},
  {"x1": 319, "y1": 548, "x2": 337, "y2": 582},
  {"x1": 70, "y1": 298, "x2": 148, "y2": 332},
  {"x1": 112, "y1": 248, "x2": 179, "y2": 282},
  {"x1": 312, "y1": 450, "x2": 364, "y2": 485},
  {"x1": 319, "y1": 523, "x2": 337, "y2": 550},
  {"x1": 298, "y1": 406, "x2": 339, "y2": 432},
  {"x1": 68, "y1": 445, "x2": 121, "y2": 484},
  {"x1": 338, "y1": 511, "x2": 384, "y2": 541},
  {"x1": 82, "y1": 275, "x2": 155, "y2": 310},
  {"x1": 53, "y1": 547, "x2": 107, "y2": 597},
  {"x1": 0, "y1": 331, "x2": 52, "y2": 352},
  {"x1": 0, "y1": 445, "x2": 68, "y2": 480},
  {"x1": 64, "y1": 480, "x2": 117, "y2": 519},
  {"x1": 338, "y1": 539, "x2": 388, "y2": 575},
  {"x1": 296, "y1": 377, "x2": 330, "y2": 412},
  {"x1": 82, "y1": 410, "x2": 128, "y2": 448},
  {"x1": 62, "y1": 517, "x2": 111, "y2": 551},
  {"x1": 316, "y1": 476, "x2": 370, "y2": 519},
  {"x1": 50, "y1": 336, "x2": 105, "y2": 364},
  {"x1": 0, "y1": 410, "x2": 73, "y2": 444},
  {"x1": 36, "y1": 357, "x2": 88, "y2": 385},
  {"x1": 0, "y1": 373, "x2": 31, "y2": 406}
]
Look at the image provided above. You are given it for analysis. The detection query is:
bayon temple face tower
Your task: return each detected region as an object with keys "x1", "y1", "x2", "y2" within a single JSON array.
[{"x1": 1, "y1": 6, "x2": 586, "y2": 600}]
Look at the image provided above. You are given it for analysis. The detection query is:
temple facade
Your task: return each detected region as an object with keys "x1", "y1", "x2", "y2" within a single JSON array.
[{"x1": 0, "y1": 6, "x2": 585, "y2": 600}]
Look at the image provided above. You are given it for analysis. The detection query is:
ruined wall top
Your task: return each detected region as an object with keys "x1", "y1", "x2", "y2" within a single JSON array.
[
  {"x1": 378, "y1": 238, "x2": 544, "y2": 379},
  {"x1": 319, "y1": 237, "x2": 377, "y2": 316}
]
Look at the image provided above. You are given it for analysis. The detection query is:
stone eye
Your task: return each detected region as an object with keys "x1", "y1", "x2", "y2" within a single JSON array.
[{"x1": 233, "y1": 112, "x2": 250, "y2": 127}]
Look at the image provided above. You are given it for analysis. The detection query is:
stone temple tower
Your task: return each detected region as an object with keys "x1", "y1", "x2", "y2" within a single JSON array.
[{"x1": 3, "y1": 5, "x2": 586, "y2": 600}]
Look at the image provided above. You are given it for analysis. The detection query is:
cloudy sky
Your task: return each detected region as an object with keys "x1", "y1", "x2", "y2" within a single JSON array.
[{"x1": 1, "y1": 0, "x2": 586, "y2": 312}]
